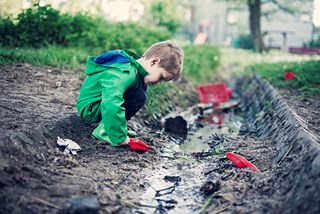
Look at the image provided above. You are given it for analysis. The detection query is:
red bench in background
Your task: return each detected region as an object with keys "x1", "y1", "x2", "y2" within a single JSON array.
[{"x1": 288, "y1": 47, "x2": 320, "y2": 55}]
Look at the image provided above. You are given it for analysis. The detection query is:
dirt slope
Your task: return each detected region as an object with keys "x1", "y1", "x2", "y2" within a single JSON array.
[
  {"x1": 0, "y1": 64, "x2": 196, "y2": 214},
  {"x1": 0, "y1": 64, "x2": 319, "y2": 214}
]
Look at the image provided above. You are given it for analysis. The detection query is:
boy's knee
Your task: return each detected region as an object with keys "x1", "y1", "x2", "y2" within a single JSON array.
[
  {"x1": 123, "y1": 88, "x2": 147, "y2": 109},
  {"x1": 123, "y1": 88, "x2": 147, "y2": 120},
  {"x1": 80, "y1": 101, "x2": 102, "y2": 124}
]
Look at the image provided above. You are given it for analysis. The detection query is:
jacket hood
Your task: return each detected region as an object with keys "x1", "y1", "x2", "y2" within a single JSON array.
[{"x1": 84, "y1": 50, "x2": 147, "y2": 77}]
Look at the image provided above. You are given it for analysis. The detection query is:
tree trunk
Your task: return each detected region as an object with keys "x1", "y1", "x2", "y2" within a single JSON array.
[{"x1": 248, "y1": 0, "x2": 266, "y2": 52}]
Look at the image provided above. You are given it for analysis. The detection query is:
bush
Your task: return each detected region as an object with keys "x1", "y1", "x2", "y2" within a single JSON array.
[
  {"x1": 309, "y1": 38, "x2": 320, "y2": 47},
  {"x1": 182, "y1": 44, "x2": 220, "y2": 83},
  {"x1": 0, "y1": 4, "x2": 171, "y2": 52},
  {"x1": 0, "y1": 4, "x2": 86, "y2": 48},
  {"x1": 14, "y1": 4, "x2": 72, "y2": 47},
  {"x1": 0, "y1": 18, "x2": 16, "y2": 46},
  {"x1": 77, "y1": 21, "x2": 170, "y2": 55},
  {"x1": 235, "y1": 34, "x2": 253, "y2": 50}
]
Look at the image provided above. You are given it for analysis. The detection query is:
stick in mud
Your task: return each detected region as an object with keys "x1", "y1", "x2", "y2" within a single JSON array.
[
  {"x1": 0, "y1": 104, "x2": 23, "y2": 113},
  {"x1": 155, "y1": 185, "x2": 176, "y2": 197},
  {"x1": 30, "y1": 196, "x2": 62, "y2": 209},
  {"x1": 120, "y1": 200, "x2": 158, "y2": 209},
  {"x1": 277, "y1": 145, "x2": 293, "y2": 166}
]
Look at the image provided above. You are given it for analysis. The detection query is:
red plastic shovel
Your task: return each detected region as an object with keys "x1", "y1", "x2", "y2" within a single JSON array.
[
  {"x1": 129, "y1": 138, "x2": 149, "y2": 154},
  {"x1": 226, "y1": 152, "x2": 260, "y2": 172}
]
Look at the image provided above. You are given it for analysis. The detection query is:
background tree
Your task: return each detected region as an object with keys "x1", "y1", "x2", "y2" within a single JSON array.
[
  {"x1": 141, "y1": 0, "x2": 188, "y2": 34},
  {"x1": 248, "y1": 0, "x2": 265, "y2": 52},
  {"x1": 228, "y1": 0, "x2": 313, "y2": 52}
]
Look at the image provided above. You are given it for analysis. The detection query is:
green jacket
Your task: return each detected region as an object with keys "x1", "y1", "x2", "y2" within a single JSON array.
[{"x1": 76, "y1": 50, "x2": 148, "y2": 145}]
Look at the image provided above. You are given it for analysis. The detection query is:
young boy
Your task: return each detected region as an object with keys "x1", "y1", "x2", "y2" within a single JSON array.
[{"x1": 76, "y1": 41, "x2": 184, "y2": 147}]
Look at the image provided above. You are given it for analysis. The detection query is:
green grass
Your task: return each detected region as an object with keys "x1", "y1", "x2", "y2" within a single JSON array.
[
  {"x1": 0, "y1": 45, "x2": 89, "y2": 70},
  {"x1": 183, "y1": 44, "x2": 220, "y2": 84},
  {"x1": 217, "y1": 48, "x2": 320, "y2": 74},
  {"x1": 248, "y1": 60, "x2": 320, "y2": 97},
  {"x1": 145, "y1": 79, "x2": 197, "y2": 116},
  {"x1": 216, "y1": 48, "x2": 320, "y2": 97}
]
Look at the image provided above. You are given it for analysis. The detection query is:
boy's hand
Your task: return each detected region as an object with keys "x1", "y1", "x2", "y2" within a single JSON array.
[{"x1": 118, "y1": 136, "x2": 130, "y2": 146}]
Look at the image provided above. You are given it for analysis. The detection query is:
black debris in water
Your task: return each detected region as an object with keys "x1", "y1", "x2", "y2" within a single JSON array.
[
  {"x1": 155, "y1": 185, "x2": 176, "y2": 197},
  {"x1": 200, "y1": 179, "x2": 221, "y2": 196},
  {"x1": 163, "y1": 176, "x2": 182, "y2": 183},
  {"x1": 163, "y1": 116, "x2": 188, "y2": 139}
]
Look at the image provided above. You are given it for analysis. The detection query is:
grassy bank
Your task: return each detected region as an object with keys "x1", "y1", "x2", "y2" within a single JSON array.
[
  {"x1": 249, "y1": 60, "x2": 320, "y2": 97},
  {"x1": 217, "y1": 48, "x2": 320, "y2": 97}
]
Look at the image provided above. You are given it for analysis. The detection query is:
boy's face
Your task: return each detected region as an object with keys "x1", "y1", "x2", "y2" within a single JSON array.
[{"x1": 143, "y1": 57, "x2": 174, "y2": 85}]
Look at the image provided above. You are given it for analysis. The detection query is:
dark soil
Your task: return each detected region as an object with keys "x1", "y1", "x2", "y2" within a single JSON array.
[
  {"x1": 0, "y1": 64, "x2": 319, "y2": 214},
  {"x1": 279, "y1": 88, "x2": 320, "y2": 137},
  {"x1": 0, "y1": 64, "x2": 196, "y2": 214},
  {"x1": 0, "y1": 64, "x2": 154, "y2": 213}
]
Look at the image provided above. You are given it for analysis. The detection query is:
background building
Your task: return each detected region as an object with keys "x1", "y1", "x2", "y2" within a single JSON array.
[{"x1": 189, "y1": 0, "x2": 315, "y2": 50}]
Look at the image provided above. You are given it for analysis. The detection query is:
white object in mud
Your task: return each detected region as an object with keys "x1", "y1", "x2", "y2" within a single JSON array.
[{"x1": 57, "y1": 136, "x2": 81, "y2": 155}]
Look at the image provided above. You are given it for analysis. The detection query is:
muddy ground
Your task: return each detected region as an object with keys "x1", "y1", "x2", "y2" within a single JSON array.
[{"x1": 0, "y1": 64, "x2": 319, "y2": 214}]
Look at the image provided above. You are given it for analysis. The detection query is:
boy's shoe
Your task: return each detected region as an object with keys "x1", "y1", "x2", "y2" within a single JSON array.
[
  {"x1": 91, "y1": 134, "x2": 98, "y2": 140},
  {"x1": 91, "y1": 123, "x2": 111, "y2": 144},
  {"x1": 127, "y1": 130, "x2": 137, "y2": 137},
  {"x1": 92, "y1": 123, "x2": 137, "y2": 145}
]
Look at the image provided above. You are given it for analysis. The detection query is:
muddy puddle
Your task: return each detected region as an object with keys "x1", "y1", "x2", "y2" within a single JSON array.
[{"x1": 136, "y1": 107, "x2": 256, "y2": 214}]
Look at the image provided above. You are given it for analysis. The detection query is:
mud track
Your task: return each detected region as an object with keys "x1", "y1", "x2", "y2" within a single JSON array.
[{"x1": 0, "y1": 64, "x2": 319, "y2": 214}]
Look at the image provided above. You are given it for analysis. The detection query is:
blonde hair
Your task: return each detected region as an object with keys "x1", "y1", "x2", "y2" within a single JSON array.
[{"x1": 142, "y1": 41, "x2": 184, "y2": 81}]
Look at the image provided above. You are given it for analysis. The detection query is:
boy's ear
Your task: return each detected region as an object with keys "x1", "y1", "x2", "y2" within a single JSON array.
[{"x1": 151, "y1": 57, "x2": 161, "y2": 66}]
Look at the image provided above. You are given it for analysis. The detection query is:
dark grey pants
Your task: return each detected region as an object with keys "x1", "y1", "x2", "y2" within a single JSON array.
[{"x1": 122, "y1": 86, "x2": 147, "y2": 120}]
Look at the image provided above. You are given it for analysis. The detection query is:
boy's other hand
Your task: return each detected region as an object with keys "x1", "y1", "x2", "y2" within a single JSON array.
[{"x1": 118, "y1": 136, "x2": 130, "y2": 146}]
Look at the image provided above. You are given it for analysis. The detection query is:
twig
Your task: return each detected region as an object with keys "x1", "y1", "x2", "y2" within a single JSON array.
[
  {"x1": 204, "y1": 167, "x2": 219, "y2": 176},
  {"x1": 278, "y1": 145, "x2": 293, "y2": 166},
  {"x1": 211, "y1": 204, "x2": 231, "y2": 214},
  {"x1": 308, "y1": 120, "x2": 320, "y2": 124},
  {"x1": 31, "y1": 196, "x2": 61, "y2": 209},
  {"x1": 137, "y1": 203, "x2": 158, "y2": 208},
  {"x1": 120, "y1": 200, "x2": 157, "y2": 209},
  {"x1": 155, "y1": 185, "x2": 176, "y2": 197},
  {"x1": 310, "y1": 109, "x2": 320, "y2": 115},
  {"x1": 221, "y1": 171, "x2": 235, "y2": 180},
  {"x1": 251, "y1": 146, "x2": 269, "y2": 150},
  {"x1": 0, "y1": 104, "x2": 23, "y2": 113},
  {"x1": 120, "y1": 199, "x2": 140, "y2": 209}
]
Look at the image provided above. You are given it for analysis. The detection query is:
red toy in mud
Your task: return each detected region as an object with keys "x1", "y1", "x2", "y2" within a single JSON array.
[
  {"x1": 129, "y1": 138, "x2": 149, "y2": 153},
  {"x1": 226, "y1": 152, "x2": 260, "y2": 172},
  {"x1": 197, "y1": 82, "x2": 233, "y2": 105}
]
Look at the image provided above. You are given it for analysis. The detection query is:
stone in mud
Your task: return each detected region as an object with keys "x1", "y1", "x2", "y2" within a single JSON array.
[
  {"x1": 31, "y1": 125, "x2": 50, "y2": 145},
  {"x1": 61, "y1": 195, "x2": 100, "y2": 214},
  {"x1": 10, "y1": 132, "x2": 34, "y2": 145}
]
